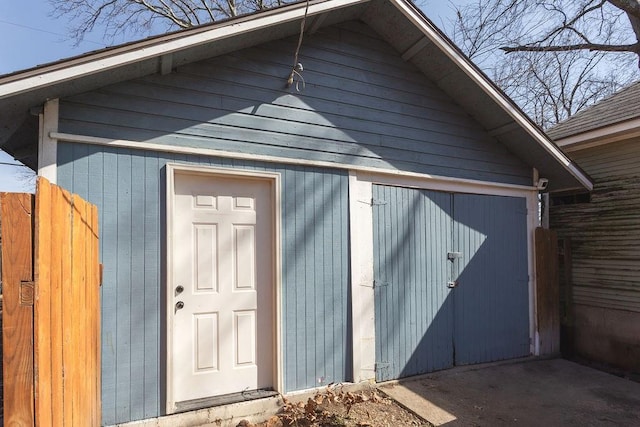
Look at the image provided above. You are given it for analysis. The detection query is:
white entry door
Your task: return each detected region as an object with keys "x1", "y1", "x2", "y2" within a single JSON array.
[{"x1": 170, "y1": 169, "x2": 275, "y2": 406}]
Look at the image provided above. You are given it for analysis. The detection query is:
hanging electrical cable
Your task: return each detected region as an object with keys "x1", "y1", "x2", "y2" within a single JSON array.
[{"x1": 286, "y1": 0, "x2": 310, "y2": 92}]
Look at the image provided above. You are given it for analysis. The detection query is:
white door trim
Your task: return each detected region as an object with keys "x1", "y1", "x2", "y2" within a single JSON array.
[
  {"x1": 349, "y1": 171, "x2": 539, "y2": 383},
  {"x1": 165, "y1": 163, "x2": 282, "y2": 413}
]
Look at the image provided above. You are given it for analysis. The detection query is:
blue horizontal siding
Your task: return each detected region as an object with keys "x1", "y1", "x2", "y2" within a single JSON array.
[
  {"x1": 57, "y1": 142, "x2": 350, "y2": 425},
  {"x1": 58, "y1": 21, "x2": 531, "y2": 186}
]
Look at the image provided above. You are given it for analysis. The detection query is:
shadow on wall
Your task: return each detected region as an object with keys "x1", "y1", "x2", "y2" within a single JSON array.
[{"x1": 56, "y1": 23, "x2": 531, "y2": 188}]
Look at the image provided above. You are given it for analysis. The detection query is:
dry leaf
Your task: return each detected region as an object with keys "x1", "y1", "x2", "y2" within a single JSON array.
[{"x1": 266, "y1": 415, "x2": 282, "y2": 427}]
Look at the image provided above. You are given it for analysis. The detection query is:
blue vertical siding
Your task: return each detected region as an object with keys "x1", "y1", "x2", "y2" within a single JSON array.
[
  {"x1": 58, "y1": 21, "x2": 531, "y2": 186},
  {"x1": 57, "y1": 142, "x2": 349, "y2": 425}
]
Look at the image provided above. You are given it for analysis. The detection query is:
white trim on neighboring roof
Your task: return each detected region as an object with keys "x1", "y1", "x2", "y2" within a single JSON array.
[
  {"x1": 50, "y1": 131, "x2": 538, "y2": 192},
  {"x1": 0, "y1": 0, "x2": 368, "y2": 99},
  {"x1": 554, "y1": 117, "x2": 640, "y2": 152},
  {"x1": 388, "y1": 0, "x2": 592, "y2": 191}
]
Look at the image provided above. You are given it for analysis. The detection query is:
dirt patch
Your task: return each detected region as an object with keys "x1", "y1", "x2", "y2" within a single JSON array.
[{"x1": 237, "y1": 386, "x2": 430, "y2": 427}]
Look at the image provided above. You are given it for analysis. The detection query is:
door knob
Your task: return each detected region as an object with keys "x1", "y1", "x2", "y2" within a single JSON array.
[
  {"x1": 175, "y1": 285, "x2": 184, "y2": 294},
  {"x1": 175, "y1": 301, "x2": 184, "y2": 310}
]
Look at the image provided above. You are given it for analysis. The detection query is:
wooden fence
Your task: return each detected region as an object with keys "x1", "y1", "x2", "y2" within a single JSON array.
[
  {"x1": 535, "y1": 227, "x2": 561, "y2": 356},
  {"x1": 1, "y1": 177, "x2": 101, "y2": 426}
]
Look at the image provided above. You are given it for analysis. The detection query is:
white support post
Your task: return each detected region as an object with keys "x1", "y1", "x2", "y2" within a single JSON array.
[
  {"x1": 348, "y1": 172, "x2": 376, "y2": 383},
  {"x1": 38, "y1": 98, "x2": 59, "y2": 183},
  {"x1": 527, "y1": 190, "x2": 541, "y2": 356}
]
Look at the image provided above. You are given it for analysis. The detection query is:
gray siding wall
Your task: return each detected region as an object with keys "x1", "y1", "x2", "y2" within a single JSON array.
[
  {"x1": 550, "y1": 137, "x2": 640, "y2": 373},
  {"x1": 57, "y1": 142, "x2": 350, "y2": 425},
  {"x1": 58, "y1": 21, "x2": 531, "y2": 186},
  {"x1": 551, "y1": 138, "x2": 640, "y2": 312}
]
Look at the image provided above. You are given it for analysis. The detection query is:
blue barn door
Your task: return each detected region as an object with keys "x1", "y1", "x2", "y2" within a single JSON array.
[
  {"x1": 372, "y1": 185, "x2": 454, "y2": 381},
  {"x1": 372, "y1": 185, "x2": 529, "y2": 382},
  {"x1": 452, "y1": 193, "x2": 530, "y2": 366}
]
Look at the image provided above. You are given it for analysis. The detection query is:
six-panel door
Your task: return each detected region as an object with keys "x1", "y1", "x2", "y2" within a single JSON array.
[{"x1": 171, "y1": 172, "x2": 274, "y2": 404}]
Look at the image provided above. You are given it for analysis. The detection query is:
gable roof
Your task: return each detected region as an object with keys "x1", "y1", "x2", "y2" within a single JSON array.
[
  {"x1": 0, "y1": 0, "x2": 591, "y2": 192},
  {"x1": 549, "y1": 81, "x2": 640, "y2": 150}
]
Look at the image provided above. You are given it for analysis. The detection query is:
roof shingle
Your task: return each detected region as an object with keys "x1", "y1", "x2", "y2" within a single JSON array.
[{"x1": 547, "y1": 81, "x2": 640, "y2": 140}]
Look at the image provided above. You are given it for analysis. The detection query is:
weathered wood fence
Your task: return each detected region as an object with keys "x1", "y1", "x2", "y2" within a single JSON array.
[
  {"x1": 1, "y1": 177, "x2": 101, "y2": 426},
  {"x1": 535, "y1": 227, "x2": 561, "y2": 355}
]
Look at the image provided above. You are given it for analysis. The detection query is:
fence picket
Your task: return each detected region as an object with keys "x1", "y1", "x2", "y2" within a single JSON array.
[
  {"x1": 1, "y1": 177, "x2": 101, "y2": 426},
  {"x1": 0, "y1": 192, "x2": 35, "y2": 426}
]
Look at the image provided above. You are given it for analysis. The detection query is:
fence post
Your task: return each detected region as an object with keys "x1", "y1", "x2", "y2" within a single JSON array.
[{"x1": 535, "y1": 227, "x2": 560, "y2": 355}]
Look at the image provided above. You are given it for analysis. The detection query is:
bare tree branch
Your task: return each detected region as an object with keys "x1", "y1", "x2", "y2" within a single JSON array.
[
  {"x1": 448, "y1": 0, "x2": 639, "y2": 127},
  {"x1": 48, "y1": 0, "x2": 294, "y2": 44},
  {"x1": 493, "y1": 0, "x2": 640, "y2": 61},
  {"x1": 501, "y1": 41, "x2": 640, "y2": 52}
]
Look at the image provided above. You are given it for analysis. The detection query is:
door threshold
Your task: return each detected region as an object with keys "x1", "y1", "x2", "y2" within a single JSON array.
[{"x1": 175, "y1": 389, "x2": 279, "y2": 413}]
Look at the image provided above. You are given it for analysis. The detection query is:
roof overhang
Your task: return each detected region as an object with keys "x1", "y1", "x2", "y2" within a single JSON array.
[
  {"x1": 555, "y1": 117, "x2": 640, "y2": 152},
  {"x1": 0, "y1": 0, "x2": 592, "y2": 192}
]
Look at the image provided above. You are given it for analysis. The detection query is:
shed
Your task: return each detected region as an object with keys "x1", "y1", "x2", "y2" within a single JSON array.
[
  {"x1": 548, "y1": 81, "x2": 640, "y2": 375},
  {"x1": 0, "y1": 0, "x2": 591, "y2": 424}
]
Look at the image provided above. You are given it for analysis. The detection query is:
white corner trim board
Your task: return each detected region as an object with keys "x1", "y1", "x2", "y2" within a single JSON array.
[
  {"x1": 388, "y1": 0, "x2": 592, "y2": 191},
  {"x1": 526, "y1": 190, "x2": 540, "y2": 355},
  {"x1": 348, "y1": 173, "x2": 376, "y2": 383},
  {"x1": 49, "y1": 131, "x2": 538, "y2": 194},
  {"x1": 38, "y1": 99, "x2": 59, "y2": 183}
]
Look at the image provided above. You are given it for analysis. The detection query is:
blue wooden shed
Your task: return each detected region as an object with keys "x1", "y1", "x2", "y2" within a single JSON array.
[{"x1": 0, "y1": 0, "x2": 592, "y2": 424}]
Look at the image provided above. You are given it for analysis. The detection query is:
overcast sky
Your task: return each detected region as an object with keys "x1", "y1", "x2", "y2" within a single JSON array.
[{"x1": 0, "y1": 0, "x2": 465, "y2": 192}]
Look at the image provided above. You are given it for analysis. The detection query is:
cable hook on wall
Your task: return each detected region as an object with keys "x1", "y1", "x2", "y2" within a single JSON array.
[{"x1": 286, "y1": 0, "x2": 310, "y2": 92}]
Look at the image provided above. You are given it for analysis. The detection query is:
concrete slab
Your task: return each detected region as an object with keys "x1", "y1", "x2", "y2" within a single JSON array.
[{"x1": 381, "y1": 358, "x2": 640, "y2": 426}]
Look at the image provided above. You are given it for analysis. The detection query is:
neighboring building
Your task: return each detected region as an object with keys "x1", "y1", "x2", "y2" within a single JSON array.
[
  {"x1": 0, "y1": 0, "x2": 590, "y2": 424},
  {"x1": 548, "y1": 81, "x2": 640, "y2": 375}
]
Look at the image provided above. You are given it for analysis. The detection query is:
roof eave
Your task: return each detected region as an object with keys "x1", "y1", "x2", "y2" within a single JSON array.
[
  {"x1": 0, "y1": 0, "x2": 593, "y2": 192},
  {"x1": 384, "y1": 0, "x2": 592, "y2": 191},
  {"x1": 0, "y1": 0, "x2": 369, "y2": 100},
  {"x1": 555, "y1": 116, "x2": 640, "y2": 152}
]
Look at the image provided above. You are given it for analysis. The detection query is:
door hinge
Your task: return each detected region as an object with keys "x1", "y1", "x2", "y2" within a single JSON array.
[
  {"x1": 447, "y1": 251, "x2": 463, "y2": 261},
  {"x1": 373, "y1": 280, "x2": 391, "y2": 288},
  {"x1": 374, "y1": 362, "x2": 390, "y2": 372}
]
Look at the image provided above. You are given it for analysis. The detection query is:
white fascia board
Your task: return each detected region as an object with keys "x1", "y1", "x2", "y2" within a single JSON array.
[
  {"x1": 555, "y1": 117, "x2": 640, "y2": 152},
  {"x1": 388, "y1": 0, "x2": 593, "y2": 191},
  {"x1": 0, "y1": 0, "x2": 368, "y2": 100}
]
